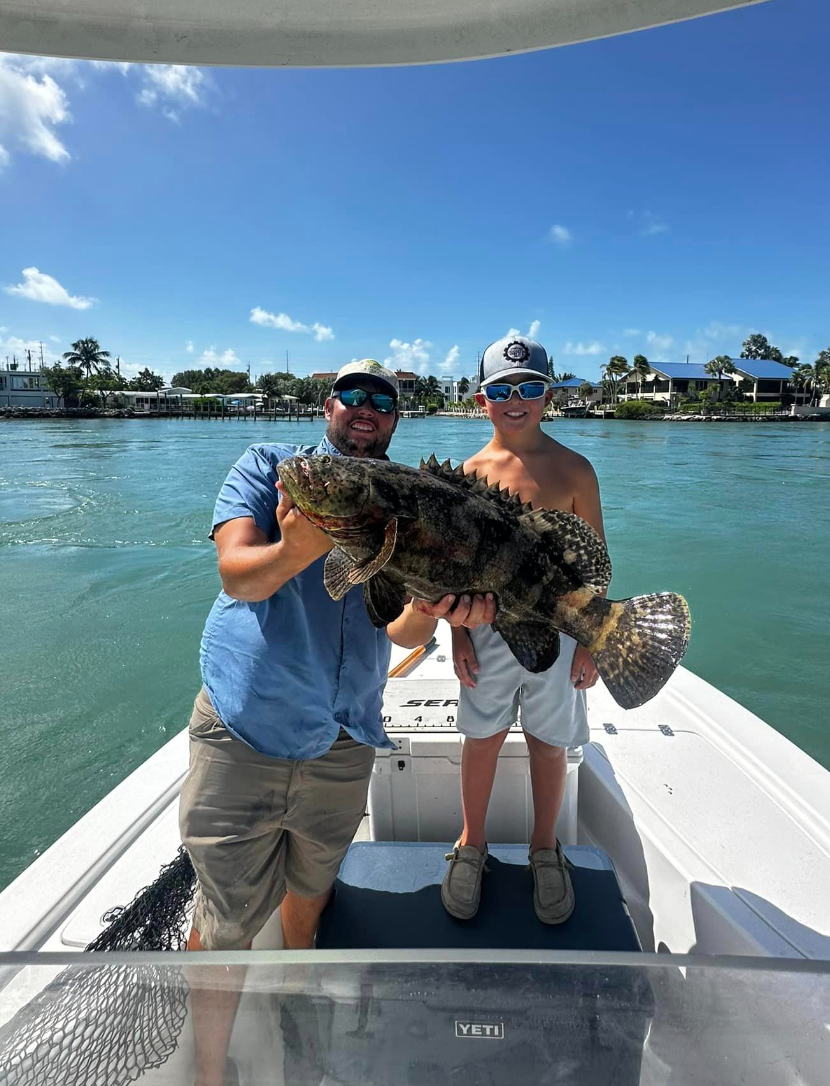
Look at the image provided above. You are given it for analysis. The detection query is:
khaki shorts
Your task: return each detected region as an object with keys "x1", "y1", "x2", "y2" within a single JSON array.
[{"x1": 179, "y1": 687, "x2": 375, "y2": 950}]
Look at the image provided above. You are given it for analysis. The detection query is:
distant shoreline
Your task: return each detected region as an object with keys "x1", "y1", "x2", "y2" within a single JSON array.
[{"x1": 2, "y1": 406, "x2": 828, "y2": 424}]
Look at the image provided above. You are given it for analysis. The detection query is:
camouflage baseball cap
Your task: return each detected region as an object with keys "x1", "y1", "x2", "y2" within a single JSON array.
[{"x1": 332, "y1": 359, "x2": 399, "y2": 397}]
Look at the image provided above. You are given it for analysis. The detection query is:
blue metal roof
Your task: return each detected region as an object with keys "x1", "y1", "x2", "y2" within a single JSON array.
[
  {"x1": 648, "y1": 363, "x2": 723, "y2": 380},
  {"x1": 728, "y1": 357, "x2": 794, "y2": 379},
  {"x1": 552, "y1": 377, "x2": 601, "y2": 388}
]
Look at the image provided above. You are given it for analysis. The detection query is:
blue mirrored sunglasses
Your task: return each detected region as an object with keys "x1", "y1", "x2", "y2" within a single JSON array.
[
  {"x1": 333, "y1": 388, "x2": 397, "y2": 413},
  {"x1": 483, "y1": 381, "x2": 549, "y2": 402}
]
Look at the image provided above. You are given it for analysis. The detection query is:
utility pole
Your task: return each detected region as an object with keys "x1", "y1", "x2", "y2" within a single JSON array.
[
  {"x1": 39, "y1": 342, "x2": 44, "y2": 367},
  {"x1": 116, "y1": 356, "x2": 121, "y2": 378},
  {"x1": 26, "y1": 349, "x2": 33, "y2": 370},
  {"x1": 286, "y1": 350, "x2": 289, "y2": 374}
]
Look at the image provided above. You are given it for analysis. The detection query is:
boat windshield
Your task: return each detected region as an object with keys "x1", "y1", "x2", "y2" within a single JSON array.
[{"x1": 1, "y1": 950, "x2": 828, "y2": 1085}]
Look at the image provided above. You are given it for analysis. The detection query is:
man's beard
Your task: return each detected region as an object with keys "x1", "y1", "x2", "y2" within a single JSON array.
[{"x1": 326, "y1": 419, "x2": 392, "y2": 459}]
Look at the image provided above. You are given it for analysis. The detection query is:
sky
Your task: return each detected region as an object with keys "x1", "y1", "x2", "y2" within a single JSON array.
[{"x1": 0, "y1": 0, "x2": 828, "y2": 385}]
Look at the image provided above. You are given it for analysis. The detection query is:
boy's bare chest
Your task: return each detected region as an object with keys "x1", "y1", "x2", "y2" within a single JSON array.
[{"x1": 465, "y1": 457, "x2": 575, "y2": 514}]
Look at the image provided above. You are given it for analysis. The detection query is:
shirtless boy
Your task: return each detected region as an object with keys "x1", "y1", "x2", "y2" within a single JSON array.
[{"x1": 442, "y1": 334, "x2": 607, "y2": 925}]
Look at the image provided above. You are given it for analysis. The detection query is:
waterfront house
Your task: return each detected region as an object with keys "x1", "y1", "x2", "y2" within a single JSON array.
[
  {"x1": 620, "y1": 363, "x2": 728, "y2": 404},
  {"x1": 550, "y1": 377, "x2": 603, "y2": 405},
  {"x1": 0, "y1": 363, "x2": 60, "y2": 409},
  {"x1": 722, "y1": 358, "x2": 798, "y2": 403}
]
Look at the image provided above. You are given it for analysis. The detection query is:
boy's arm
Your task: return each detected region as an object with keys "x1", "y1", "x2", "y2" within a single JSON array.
[
  {"x1": 572, "y1": 460, "x2": 606, "y2": 545},
  {"x1": 571, "y1": 461, "x2": 607, "y2": 690}
]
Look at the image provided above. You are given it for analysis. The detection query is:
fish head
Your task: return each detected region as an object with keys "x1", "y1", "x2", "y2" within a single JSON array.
[{"x1": 278, "y1": 454, "x2": 412, "y2": 540}]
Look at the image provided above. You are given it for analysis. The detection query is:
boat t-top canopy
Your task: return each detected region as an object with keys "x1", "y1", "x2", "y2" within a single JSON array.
[{"x1": 3, "y1": 0, "x2": 769, "y2": 68}]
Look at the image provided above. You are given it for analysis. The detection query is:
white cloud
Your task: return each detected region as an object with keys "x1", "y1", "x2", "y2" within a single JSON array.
[
  {"x1": 701, "y1": 321, "x2": 745, "y2": 341},
  {"x1": 641, "y1": 211, "x2": 669, "y2": 236},
  {"x1": 0, "y1": 55, "x2": 210, "y2": 169},
  {"x1": 622, "y1": 328, "x2": 641, "y2": 337},
  {"x1": 564, "y1": 340, "x2": 605, "y2": 356},
  {"x1": 549, "y1": 224, "x2": 573, "y2": 247},
  {"x1": 185, "y1": 340, "x2": 194, "y2": 353},
  {"x1": 384, "y1": 338, "x2": 432, "y2": 374},
  {"x1": 505, "y1": 321, "x2": 542, "y2": 339},
  {"x1": 250, "y1": 306, "x2": 335, "y2": 342},
  {"x1": 439, "y1": 345, "x2": 460, "y2": 372},
  {"x1": 137, "y1": 65, "x2": 210, "y2": 122},
  {"x1": 199, "y1": 347, "x2": 242, "y2": 366},
  {"x1": 4, "y1": 267, "x2": 95, "y2": 309},
  {"x1": 645, "y1": 330, "x2": 674, "y2": 356},
  {"x1": 0, "y1": 330, "x2": 61, "y2": 365},
  {"x1": 0, "y1": 55, "x2": 72, "y2": 168},
  {"x1": 49, "y1": 334, "x2": 61, "y2": 343}
]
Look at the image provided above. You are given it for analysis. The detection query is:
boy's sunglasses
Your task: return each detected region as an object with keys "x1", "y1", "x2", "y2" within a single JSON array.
[
  {"x1": 483, "y1": 381, "x2": 549, "y2": 402},
  {"x1": 333, "y1": 388, "x2": 397, "y2": 414}
]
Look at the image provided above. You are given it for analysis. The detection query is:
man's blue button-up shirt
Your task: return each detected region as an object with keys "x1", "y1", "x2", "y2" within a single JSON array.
[{"x1": 200, "y1": 436, "x2": 394, "y2": 759}]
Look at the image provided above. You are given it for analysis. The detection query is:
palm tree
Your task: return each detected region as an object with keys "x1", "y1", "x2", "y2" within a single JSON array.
[
  {"x1": 704, "y1": 355, "x2": 736, "y2": 401},
  {"x1": 602, "y1": 356, "x2": 629, "y2": 406},
  {"x1": 791, "y1": 364, "x2": 813, "y2": 406},
  {"x1": 632, "y1": 354, "x2": 650, "y2": 400},
  {"x1": 553, "y1": 370, "x2": 577, "y2": 383},
  {"x1": 458, "y1": 376, "x2": 470, "y2": 398},
  {"x1": 62, "y1": 338, "x2": 111, "y2": 383}
]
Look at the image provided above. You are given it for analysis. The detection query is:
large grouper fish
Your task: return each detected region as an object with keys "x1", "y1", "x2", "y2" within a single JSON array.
[{"x1": 278, "y1": 452, "x2": 691, "y2": 710}]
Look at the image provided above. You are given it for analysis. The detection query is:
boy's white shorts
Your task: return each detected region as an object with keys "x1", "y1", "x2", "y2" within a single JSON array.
[{"x1": 457, "y1": 624, "x2": 589, "y2": 749}]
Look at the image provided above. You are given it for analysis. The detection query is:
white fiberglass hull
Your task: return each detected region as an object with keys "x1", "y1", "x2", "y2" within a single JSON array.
[{"x1": 0, "y1": 621, "x2": 827, "y2": 961}]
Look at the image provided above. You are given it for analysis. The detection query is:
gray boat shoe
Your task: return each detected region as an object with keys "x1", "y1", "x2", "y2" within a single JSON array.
[
  {"x1": 528, "y1": 842, "x2": 575, "y2": 924},
  {"x1": 442, "y1": 842, "x2": 489, "y2": 920}
]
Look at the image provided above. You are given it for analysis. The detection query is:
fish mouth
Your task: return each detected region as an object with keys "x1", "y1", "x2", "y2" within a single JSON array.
[{"x1": 277, "y1": 456, "x2": 370, "y2": 529}]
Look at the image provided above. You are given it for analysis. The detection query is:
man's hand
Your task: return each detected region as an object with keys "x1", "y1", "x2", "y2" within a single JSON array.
[
  {"x1": 276, "y1": 481, "x2": 333, "y2": 566},
  {"x1": 571, "y1": 644, "x2": 599, "y2": 690},
  {"x1": 411, "y1": 592, "x2": 496, "y2": 629},
  {"x1": 452, "y1": 627, "x2": 479, "y2": 688}
]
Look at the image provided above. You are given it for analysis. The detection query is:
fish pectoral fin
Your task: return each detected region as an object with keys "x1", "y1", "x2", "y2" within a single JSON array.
[
  {"x1": 493, "y1": 616, "x2": 561, "y2": 673},
  {"x1": 347, "y1": 517, "x2": 398, "y2": 585},
  {"x1": 324, "y1": 547, "x2": 355, "y2": 601},
  {"x1": 519, "y1": 508, "x2": 612, "y2": 589},
  {"x1": 363, "y1": 573, "x2": 407, "y2": 628}
]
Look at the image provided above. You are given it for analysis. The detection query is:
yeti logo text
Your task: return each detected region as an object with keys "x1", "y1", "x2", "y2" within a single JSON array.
[{"x1": 455, "y1": 1021, "x2": 504, "y2": 1039}]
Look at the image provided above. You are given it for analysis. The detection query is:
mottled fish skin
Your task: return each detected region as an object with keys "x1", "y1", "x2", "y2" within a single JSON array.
[{"x1": 277, "y1": 453, "x2": 690, "y2": 709}]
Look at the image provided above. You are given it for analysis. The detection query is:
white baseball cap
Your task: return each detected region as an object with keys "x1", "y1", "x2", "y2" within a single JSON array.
[{"x1": 332, "y1": 359, "x2": 399, "y2": 397}]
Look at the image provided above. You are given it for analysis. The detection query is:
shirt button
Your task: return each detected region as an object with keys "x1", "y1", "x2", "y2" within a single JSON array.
[{"x1": 335, "y1": 712, "x2": 344, "y2": 722}]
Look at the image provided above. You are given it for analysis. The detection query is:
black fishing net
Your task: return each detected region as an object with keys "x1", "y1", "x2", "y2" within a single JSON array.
[{"x1": 0, "y1": 848, "x2": 198, "y2": 1086}]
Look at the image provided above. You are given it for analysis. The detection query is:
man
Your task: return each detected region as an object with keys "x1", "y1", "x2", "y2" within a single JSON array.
[{"x1": 181, "y1": 359, "x2": 493, "y2": 1086}]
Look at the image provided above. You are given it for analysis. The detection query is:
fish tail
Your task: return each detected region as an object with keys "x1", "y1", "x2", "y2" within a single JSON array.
[{"x1": 589, "y1": 593, "x2": 691, "y2": 709}]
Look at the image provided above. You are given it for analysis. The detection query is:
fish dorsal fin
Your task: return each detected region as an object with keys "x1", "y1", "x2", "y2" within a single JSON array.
[
  {"x1": 518, "y1": 509, "x2": 612, "y2": 588},
  {"x1": 419, "y1": 454, "x2": 530, "y2": 510}
]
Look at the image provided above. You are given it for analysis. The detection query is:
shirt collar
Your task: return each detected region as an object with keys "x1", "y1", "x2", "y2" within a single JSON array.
[{"x1": 314, "y1": 433, "x2": 344, "y2": 458}]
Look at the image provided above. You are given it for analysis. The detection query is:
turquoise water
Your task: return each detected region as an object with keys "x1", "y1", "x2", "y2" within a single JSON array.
[{"x1": 1, "y1": 417, "x2": 828, "y2": 891}]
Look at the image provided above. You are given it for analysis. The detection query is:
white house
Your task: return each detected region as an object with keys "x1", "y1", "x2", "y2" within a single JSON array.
[
  {"x1": 619, "y1": 363, "x2": 729, "y2": 404},
  {"x1": 0, "y1": 364, "x2": 60, "y2": 409}
]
